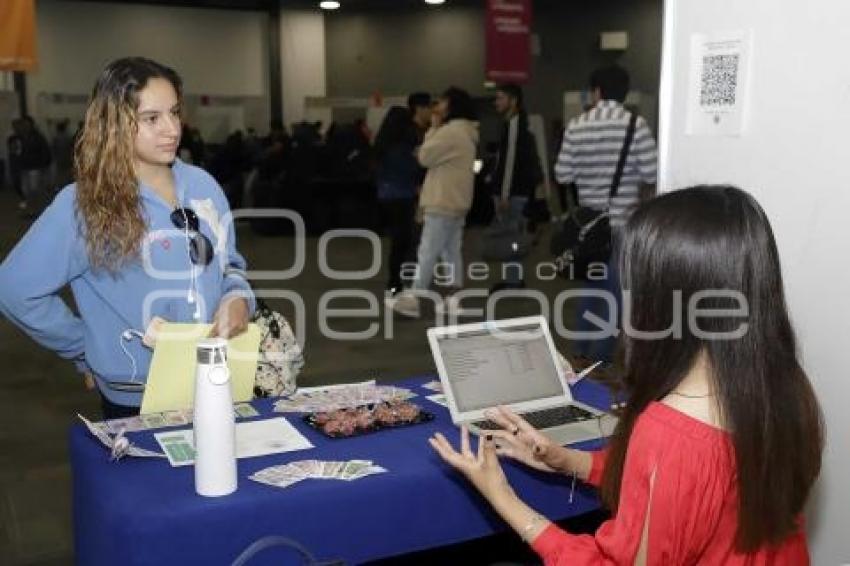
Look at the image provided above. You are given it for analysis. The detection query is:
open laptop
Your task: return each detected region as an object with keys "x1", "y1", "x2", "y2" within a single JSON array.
[{"x1": 427, "y1": 316, "x2": 617, "y2": 445}]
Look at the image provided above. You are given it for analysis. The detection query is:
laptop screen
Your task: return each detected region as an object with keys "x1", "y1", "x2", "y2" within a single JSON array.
[{"x1": 435, "y1": 323, "x2": 565, "y2": 413}]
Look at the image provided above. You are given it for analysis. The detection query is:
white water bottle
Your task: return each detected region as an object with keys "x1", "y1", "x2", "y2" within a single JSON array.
[{"x1": 193, "y1": 338, "x2": 237, "y2": 497}]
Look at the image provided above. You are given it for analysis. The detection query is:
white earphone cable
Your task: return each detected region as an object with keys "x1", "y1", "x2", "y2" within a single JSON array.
[
  {"x1": 178, "y1": 206, "x2": 201, "y2": 319},
  {"x1": 119, "y1": 330, "x2": 143, "y2": 383}
]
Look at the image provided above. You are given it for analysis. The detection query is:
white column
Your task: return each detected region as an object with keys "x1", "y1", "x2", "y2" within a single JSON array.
[
  {"x1": 279, "y1": 9, "x2": 328, "y2": 129},
  {"x1": 658, "y1": 1, "x2": 850, "y2": 563}
]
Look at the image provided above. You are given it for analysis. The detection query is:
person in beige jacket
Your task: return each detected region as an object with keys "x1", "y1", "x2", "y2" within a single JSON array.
[{"x1": 387, "y1": 87, "x2": 479, "y2": 318}]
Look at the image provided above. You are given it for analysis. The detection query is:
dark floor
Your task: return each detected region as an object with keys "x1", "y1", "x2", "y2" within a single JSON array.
[{"x1": 0, "y1": 188, "x2": 600, "y2": 565}]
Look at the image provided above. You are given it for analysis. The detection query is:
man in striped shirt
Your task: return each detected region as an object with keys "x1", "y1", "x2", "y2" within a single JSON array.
[
  {"x1": 555, "y1": 65, "x2": 657, "y2": 364},
  {"x1": 555, "y1": 65, "x2": 657, "y2": 228}
]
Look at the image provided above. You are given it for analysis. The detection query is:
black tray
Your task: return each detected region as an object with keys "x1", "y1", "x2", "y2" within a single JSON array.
[{"x1": 303, "y1": 401, "x2": 434, "y2": 439}]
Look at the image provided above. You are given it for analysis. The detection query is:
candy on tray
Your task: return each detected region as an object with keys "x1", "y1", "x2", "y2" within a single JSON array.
[{"x1": 304, "y1": 400, "x2": 433, "y2": 438}]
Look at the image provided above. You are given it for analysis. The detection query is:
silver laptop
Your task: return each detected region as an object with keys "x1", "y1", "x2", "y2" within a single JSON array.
[{"x1": 427, "y1": 316, "x2": 617, "y2": 445}]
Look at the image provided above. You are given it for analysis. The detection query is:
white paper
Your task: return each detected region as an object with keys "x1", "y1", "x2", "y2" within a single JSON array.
[
  {"x1": 686, "y1": 30, "x2": 753, "y2": 136},
  {"x1": 154, "y1": 417, "x2": 314, "y2": 467},
  {"x1": 235, "y1": 418, "x2": 313, "y2": 459},
  {"x1": 426, "y1": 394, "x2": 448, "y2": 407},
  {"x1": 567, "y1": 360, "x2": 604, "y2": 387}
]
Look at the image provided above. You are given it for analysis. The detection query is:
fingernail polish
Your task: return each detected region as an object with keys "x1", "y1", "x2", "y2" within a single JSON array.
[{"x1": 485, "y1": 434, "x2": 493, "y2": 442}]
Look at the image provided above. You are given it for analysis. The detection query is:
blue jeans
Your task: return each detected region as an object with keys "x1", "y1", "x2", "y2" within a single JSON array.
[
  {"x1": 573, "y1": 237, "x2": 622, "y2": 362},
  {"x1": 413, "y1": 212, "x2": 465, "y2": 290}
]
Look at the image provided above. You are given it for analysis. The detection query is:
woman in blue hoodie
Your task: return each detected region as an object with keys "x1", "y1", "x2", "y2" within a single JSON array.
[{"x1": 0, "y1": 57, "x2": 255, "y2": 418}]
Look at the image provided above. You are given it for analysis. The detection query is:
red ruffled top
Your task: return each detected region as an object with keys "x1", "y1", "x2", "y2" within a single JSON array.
[{"x1": 531, "y1": 402, "x2": 809, "y2": 565}]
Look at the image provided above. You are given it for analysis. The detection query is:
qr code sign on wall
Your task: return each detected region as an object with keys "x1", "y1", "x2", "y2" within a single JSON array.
[{"x1": 699, "y1": 54, "x2": 739, "y2": 106}]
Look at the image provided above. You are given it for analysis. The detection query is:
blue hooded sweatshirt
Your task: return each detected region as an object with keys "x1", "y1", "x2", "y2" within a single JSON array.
[{"x1": 0, "y1": 159, "x2": 255, "y2": 407}]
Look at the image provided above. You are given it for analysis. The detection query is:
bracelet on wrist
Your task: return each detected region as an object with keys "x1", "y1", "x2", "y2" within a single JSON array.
[{"x1": 520, "y1": 513, "x2": 547, "y2": 543}]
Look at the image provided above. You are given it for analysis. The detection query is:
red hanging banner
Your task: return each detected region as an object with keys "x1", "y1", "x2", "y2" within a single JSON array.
[
  {"x1": 485, "y1": 0, "x2": 532, "y2": 84},
  {"x1": 0, "y1": 0, "x2": 38, "y2": 72}
]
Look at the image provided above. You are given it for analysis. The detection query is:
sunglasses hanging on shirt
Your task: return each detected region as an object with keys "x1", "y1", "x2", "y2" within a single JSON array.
[{"x1": 170, "y1": 207, "x2": 214, "y2": 266}]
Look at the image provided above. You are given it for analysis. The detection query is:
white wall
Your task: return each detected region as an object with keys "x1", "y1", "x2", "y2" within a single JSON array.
[
  {"x1": 29, "y1": 0, "x2": 269, "y2": 135},
  {"x1": 31, "y1": 2, "x2": 330, "y2": 134},
  {"x1": 658, "y1": 1, "x2": 850, "y2": 563},
  {"x1": 279, "y1": 9, "x2": 327, "y2": 128}
]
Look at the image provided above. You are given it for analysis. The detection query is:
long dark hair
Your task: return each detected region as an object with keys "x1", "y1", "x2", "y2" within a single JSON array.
[
  {"x1": 373, "y1": 106, "x2": 416, "y2": 160},
  {"x1": 602, "y1": 186, "x2": 823, "y2": 551},
  {"x1": 75, "y1": 57, "x2": 183, "y2": 272}
]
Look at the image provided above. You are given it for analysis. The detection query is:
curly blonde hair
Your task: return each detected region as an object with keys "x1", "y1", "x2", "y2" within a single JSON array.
[{"x1": 74, "y1": 57, "x2": 182, "y2": 272}]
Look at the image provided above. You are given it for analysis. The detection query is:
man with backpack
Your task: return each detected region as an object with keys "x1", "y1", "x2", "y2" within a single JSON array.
[{"x1": 554, "y1": 66, "x2": 657, "y2": 364}]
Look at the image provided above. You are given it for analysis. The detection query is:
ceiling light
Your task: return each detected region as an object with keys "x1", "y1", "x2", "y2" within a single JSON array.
[
  {"x1": 319, "y1": 1, "x2": 340, "y2": 9},
  {"x1": 425, "y1": 0, "x2": 446, "y2": 5}
]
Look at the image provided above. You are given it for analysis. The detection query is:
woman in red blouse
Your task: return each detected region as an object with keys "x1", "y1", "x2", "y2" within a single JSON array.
[{"x1": 430, "y1": 186, "x2": 824, "y2": 565}]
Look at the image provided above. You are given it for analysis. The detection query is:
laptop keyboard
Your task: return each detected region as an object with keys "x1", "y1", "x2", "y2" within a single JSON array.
[{"x1": 472, "y1": 405, "x2": 597, "y2": 431}]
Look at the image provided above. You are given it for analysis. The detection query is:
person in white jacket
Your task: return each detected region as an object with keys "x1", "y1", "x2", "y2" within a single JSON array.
[{"x1": 387, "y1": 87, "x2": 479, "y2": 318}]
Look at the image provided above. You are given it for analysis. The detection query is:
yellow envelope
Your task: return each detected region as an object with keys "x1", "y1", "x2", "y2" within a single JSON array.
[{"x1": 140, "y1": 323, "x2": 261, "y2": 415}]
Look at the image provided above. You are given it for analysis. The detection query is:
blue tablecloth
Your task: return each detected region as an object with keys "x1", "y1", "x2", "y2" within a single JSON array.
[{"x1": 70, "y1": 376, "x2": 614, "y2": 565}]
